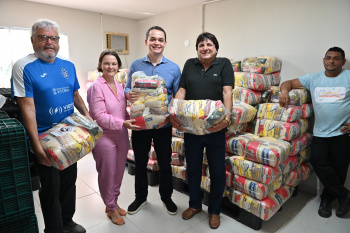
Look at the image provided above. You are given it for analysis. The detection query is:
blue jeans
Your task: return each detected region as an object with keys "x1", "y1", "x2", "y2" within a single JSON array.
[{"x1": 184, "y1": 131, "x2": 226, "y2": 215}]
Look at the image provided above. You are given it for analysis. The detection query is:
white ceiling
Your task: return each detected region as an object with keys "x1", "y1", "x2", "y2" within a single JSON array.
[{"x1": 24, "y1": 0, "x2": 209, "y2": 20}]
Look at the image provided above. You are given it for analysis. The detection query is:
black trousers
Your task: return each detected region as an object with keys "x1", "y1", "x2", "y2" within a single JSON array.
[
  {"x1": 131, "y1": 127, "x2": 173, "y2": 201},
  {"x1": 33, "y1": 153, "x2": 77, "y2": 233},
  {"x1": 184, "y1": 131, "x2": 226, "y2": 215},
  {"x1": 309, "y1": 134, "x2": 350, "y2": 202}
]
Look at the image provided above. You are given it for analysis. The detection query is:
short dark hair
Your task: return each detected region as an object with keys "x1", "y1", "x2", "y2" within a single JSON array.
[
  {"x1": 146, "y1": 26, "x2": 167, "y2": 41},
  {"x1": 326, "y1": 47, "x2": 345, "y2": 59},
  {"x1": 97, "y1": 50, "x2": 122, "y2": 72},
  {"x1": 195, "y1": 32, "x2": 219, "y2": 51}
]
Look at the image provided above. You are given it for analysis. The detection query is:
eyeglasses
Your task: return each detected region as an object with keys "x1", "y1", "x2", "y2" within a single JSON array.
[{"x1": 34, "y1": 35, "x2": 60, "y2": 44}]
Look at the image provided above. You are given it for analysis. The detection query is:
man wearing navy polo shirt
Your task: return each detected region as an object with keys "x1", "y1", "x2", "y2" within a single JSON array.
[{"x1": 124, "y1": 26, "x2": 181, "y2": 215}]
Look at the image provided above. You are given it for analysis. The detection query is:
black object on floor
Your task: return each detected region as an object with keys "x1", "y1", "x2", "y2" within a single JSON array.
[
  {"x1": 127, "y1": 160, "x2": 135, "y2": 176},
  {"x1": 31, "y1": 176, "x2": 40, "y2": 191},
  {"x1": 292, "y1": 185, "x2": 299, "y2": 197},
  {"x1": 172, "y1": 177, "x2": 189, "y2": 195},
  {"x1": 126, "y1": 159, "x2": 159, "y2": 186},
  {"x1": 147, "y1": 170, "x2": 159, "y2": 186}
]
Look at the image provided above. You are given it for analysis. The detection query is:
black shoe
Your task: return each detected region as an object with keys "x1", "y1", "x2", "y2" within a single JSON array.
[
  {"x1": 63, "y1": 221, "x2": 86, "y2": 233},
  {"x1": 162, "y1": 198, "x2": 177, "y2": 215},
  {"x1": 318, "y1": 200, "x2": 332, "y2": 218},
  {"x1": 128, "y1": 199, "x2": 147, "y2": 215},
  {"x1": 336, "y1": 191, "x2": 350, "y2": 217}
]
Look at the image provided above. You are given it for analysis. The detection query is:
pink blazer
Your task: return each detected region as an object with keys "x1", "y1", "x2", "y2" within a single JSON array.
[{"x1": 87, "y1": 76, "x2": 130, "y2": 132}]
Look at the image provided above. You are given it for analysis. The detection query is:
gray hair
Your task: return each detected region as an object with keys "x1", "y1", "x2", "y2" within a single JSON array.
[{"x1": 31, "y1": 19, "x2": 59, "y2": 36}]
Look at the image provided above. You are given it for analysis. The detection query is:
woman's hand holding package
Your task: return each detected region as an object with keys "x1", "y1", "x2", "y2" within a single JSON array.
[
  {"x1": 126, "y1": 91, "x2": 139, "y2": 104},
  {"x1": 123, "y1": 119, "x2": 142, "y2": 131}
]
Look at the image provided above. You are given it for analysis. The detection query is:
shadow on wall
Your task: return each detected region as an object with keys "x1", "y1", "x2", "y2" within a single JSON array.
[{"x1": 344, "y1": 59, "x2": 350, "y2": 70}]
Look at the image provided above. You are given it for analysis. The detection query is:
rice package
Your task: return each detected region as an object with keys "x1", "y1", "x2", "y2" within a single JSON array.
[
  {"x1": 148, "y1": 146, "x2": 157, "y2": 160},
  {"x1": 302, "y1": 104, "x2": 313, "y2": 118},
  {"x1": 127, "y1": 128, "x2": 132, "y2": 149},
  {"x1": 171, "y1": 137, "x2": 185, "y2": 155},
  {"x1": 256, "y1": 103, "x2": 303, "y2": 122},
  {"x1": 226, "y1": 188, "x2": 278, "y2": 220},
  {"x1": 299, "y1": 119, "x2": 310, "y2": 134},
  {"x1": 226, "y1": 185, "x2": 293, "y2": 220},
  {"x1": 244, "y1": 137, "x2": 292, "y2": 167},
  {"x1": 260, "y1": 88, "x2": 274, "y2": 103},
  {"x1": 201, "y1": 176, "x2": 211, "y2": 192},
  {"x1": 283, "y1": 166, "x2": 301, "y2": 187},
  {"x1": 230, "y1": 59, "x2": 241, "y2": 72},
  {"x1": 171, "y1": 152, "x2": 184, "y2": 166},
  {"x1": 127, "y1": 149, "x2": 135, "y2": 161},
  {"x1": 168, "y1": 99, "x2": 230, "y2": 135},
  {"x1": 130, "y1": 71, "x2": 168, "y2": 129},
  {"x1": 147, "y1": 159, "x2": 159, "y2": 171},
  {"x1": 289, "y1": 132, "x2": 312, "y2": 155},
  {"x1": 227, "y1": 122, "x2": 248, "y2": 134},
  {"x1": 39, "y1": 112, "x2": 103, "y2": 170},
  {"x1": 225, "y1": 156, "x2": 281, "y2": 184},
  {"x1": 232, "y1": 175, "x2": 282, "y2": 200},
  {"x1": 225, "y1": 133, "x2": 259, "y2": 156},
  {"x1": 300, "y1": 162, "x2": 313, "y2": 180},
  {"x1": 297, "y1": 146, "x2": 311, "y2": 165},
  {"x1": 171, "y1": 165, "x2": 187, "y2": 180},
  {"x1": 233, "y1": 87, "x2": 262, "y2": 105},
  {"x1": 271, "y1": 87, "x2": 311, "y2": 106},
  {"x1": 231, "y1": 101, "x2": 257, "y2": 125},
  {"x1": 172, "y1": 127, "x2": 184, "y2": 138},
  {"x1": 235, "y1": 72, "x2": 281, "y2": 91},
  {"x1": 277, "y1": 155, "x2": 298, "y2": 175},
  {"x1": 251, "y1": 119, "x2": 301, "y2": 141},
  {"x1": 241, "y1": 56, "x2": 282, "y2": 74},
  {"x1": 226, "y1": 170, "x2": 234, "y2": 187}
]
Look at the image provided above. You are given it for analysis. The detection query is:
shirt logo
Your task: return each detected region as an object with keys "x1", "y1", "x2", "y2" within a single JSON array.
[
  {"x1": 52, "y1": 86, "x2": 70, "y2": 95},
  {"x1": 49, "y1": 106, "x2": 63, "y2": 115},
  {"x1": 61, "y1": 68, "x2": 69, "y2": 79},
  {"x1": 49, "y1": 103, "x2": 74, "y2": 115},
  {"x1": 213, "y1": 74, "x2": 218, "y2": 76},
  {"x1": 41, "y1": 73, "x2": 47, "y2": 78},
  {"x1": 315, "y1": 87, "x2": 345, "y2": 103}
]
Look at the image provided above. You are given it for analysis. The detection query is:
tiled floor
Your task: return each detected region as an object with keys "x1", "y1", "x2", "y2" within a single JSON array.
[{"x1": 32, "y1": 153, "x2": 350, "y2": 233}]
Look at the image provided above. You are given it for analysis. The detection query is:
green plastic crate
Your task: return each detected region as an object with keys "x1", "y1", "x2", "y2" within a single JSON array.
[
  {"x1": 0, "y1": 118, "x2": 28, "y2": 163},
  {"x1": 0, "y1": 110, "x2": 9, "y2": 119},
  {"x1": 1, "y1": 161, "x2": 30, "y2": 188},
  {"x1": 0, "y1": 161, "x2": 35, "y2": 224},
  {"x1": 0, "y1": 214, "x2": 39, "y2": 233},
  {"x1": 0, "y1": 119, "x2": 26, "y2": 145},
  {"x1": 0, "y1": 119, "x2": 35, "y2": 224},
  {"x1": 0, "y1": 141, "x2": 27, "y2": 161}
]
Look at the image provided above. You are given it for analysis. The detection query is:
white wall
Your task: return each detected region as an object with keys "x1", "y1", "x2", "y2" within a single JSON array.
[
  {"x1": 0, "y1": 0, "x2": 140, "y2": 99},
  {"x1": 138, "y1": 0, "x2": 350, "y2": 82},
  {"x1": 137, "y1": 4, "x2": 202, "y2": 70}
]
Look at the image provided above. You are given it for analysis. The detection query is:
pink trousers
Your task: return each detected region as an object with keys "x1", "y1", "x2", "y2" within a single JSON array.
[{"x1": 92, "y1": 129, "x2": 129, "y2": 211}]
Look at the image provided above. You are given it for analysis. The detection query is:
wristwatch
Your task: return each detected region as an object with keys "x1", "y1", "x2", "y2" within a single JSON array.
[{"x1": 224, "y1": 116, "x2": 231, "y2": 125}]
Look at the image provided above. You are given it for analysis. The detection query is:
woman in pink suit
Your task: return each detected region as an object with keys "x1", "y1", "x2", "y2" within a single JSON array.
[{"x1": 87, "y1": 50, "x2": 140, "y2": 225}]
